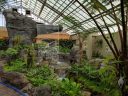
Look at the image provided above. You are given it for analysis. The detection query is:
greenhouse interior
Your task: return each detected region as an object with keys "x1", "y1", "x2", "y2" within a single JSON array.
[{"x1": 0, "y1": 0, "x2": 128, "y2": 96}]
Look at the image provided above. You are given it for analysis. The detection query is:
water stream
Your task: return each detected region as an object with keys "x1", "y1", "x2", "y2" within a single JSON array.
[{"x1": 37, "y1": 45, "x2": 71, "y2": 79}]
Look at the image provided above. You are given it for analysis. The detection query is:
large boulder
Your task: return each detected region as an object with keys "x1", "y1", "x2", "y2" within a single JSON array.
[
  {"x1": 82, "y1": 91, "x2": 91, "y2": 96},
  {"x1": 1, "y1": 72, "x2": 31, "y2": 90},
  {"x1": 33, "y1": 85, "x2": 51, "y2": 96},
  {"x1": 3, "y1": 9, "x2": 37, "y2": 46}
]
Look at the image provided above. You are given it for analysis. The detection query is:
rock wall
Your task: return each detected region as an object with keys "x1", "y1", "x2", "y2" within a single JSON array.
[{"x1": 3, "y1": 9, "x2": 37, "y2": 46}]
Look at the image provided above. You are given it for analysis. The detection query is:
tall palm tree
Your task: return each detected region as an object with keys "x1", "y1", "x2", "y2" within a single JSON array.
[{"x1": 75, "y1": 0, "x2": 128, "y2": 95}]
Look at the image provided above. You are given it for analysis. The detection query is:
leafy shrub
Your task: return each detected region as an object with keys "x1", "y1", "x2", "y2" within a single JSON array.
[
  {"x1": 45, "y1": 78, "x2": 82, "y2": 96},
  {"x1": 44, "y1": 79, "x2": 62, "y2": 96},
  {"x1": 0, "y1": 40, "x2": 8, "y2": 50},
  {"x1": 4, "y1": 59, "x2": 25, "y2": 72},
  {"x1": 26, "y1": 65, "x2": 55, "y2": 86},
  {"x1": 98, "y1": 65, "x2": 117, "y2": 87},
  {"x1": 5, "y1": 48, "x2": 19, "y2": 65},
  {"x1": 69, "y1": 62, "x2": 99, "y2": 81},
  {"x1": 58, "y1": 46, "x2": 71, "y2": 53},
  {"x1": 5, "y1": 48, "x2": 18, "y2": 56},
  {"x1": 0, "y1": 50, "x2": 6, "y2": 57},
  {"x1": 34, "y1": 41, "x2": 47, "y2": 49},
  {"x1": 60, "y1": 78, "x2": 81, "y2": 96},
  {"x1": 59, "y1": 40, "x2": 74, "y2": 49},
  {"x1": 68, "y1": 60, "x2": 121, "y2": 96}
]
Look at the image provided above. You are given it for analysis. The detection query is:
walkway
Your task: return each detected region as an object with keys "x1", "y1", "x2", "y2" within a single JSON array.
[
  {"x1": 0, "y1": 59, "x2": 26, "y2": 96},
  {"x1": 0, "y1": 83, "x2": 20, "y2": 96}
]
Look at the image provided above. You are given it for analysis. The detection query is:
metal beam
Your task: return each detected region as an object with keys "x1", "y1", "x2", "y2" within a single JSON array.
[
  {"x1": 37, "y1": 0, "x2": 66, "y2": 18},
  {"x1": 51, "y1": 0, "x2": 75, "y2": 23},
  {"x1": 63, "y1": 4, "x2": 121, "y2": 31},
  {"x1": 37, "y1": 0, "x2": 96, "y2": 31},
  {"x1": 43, "y1": 0, "x2": 59, "y2": 19},
  {"x1": 38, "y1": 0, "x2": 47, "y2": 16},
  {"x1": 33, "y1": 0, "x2": 38, "y2": 13}
]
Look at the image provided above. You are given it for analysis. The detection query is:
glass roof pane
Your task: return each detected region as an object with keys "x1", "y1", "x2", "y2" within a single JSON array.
[
  {"x1": 47, "y1": 0, "x2": 57, "y2": 6},
  {"x1": 8, "y1": 0, "x2": 21, "y2": 7},
  {"x1": 82, "y1": 22, "x2": 96, "y2": 29},
  {"x1": 40, "y1": 6, "x2": 51, "y2": 18},
  {"x1": 0, "y1": 0, "x2": 121, "y2": 33},
  {"x1": 33, "y1": 1, "x2": 42, "y2": 14},
  {"x1": 54, "y1": 17, "x2": 63, "y2": 24}
]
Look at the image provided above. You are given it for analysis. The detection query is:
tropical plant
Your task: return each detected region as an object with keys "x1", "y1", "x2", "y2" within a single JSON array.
[
  {"x1": 60, "y1": 16, "x2": 88, "y2": 62},
  {"x1": 25, "y1": 45, "x2": 36, "y2": 68},
  {"x1": 5, "y1": 48, "x2": 18, "y2": 57},
  {"x1": 56, "y1": 45, "x2": 70, "y2": 53},
  {"x1": 68, "y1": 59, "x2": 121, "y2": 96},
  {"x1": 4, "y1": 59, "x2": 25, "y2": 72},
  {"x1": 0, "y1": 40, "x2": 8, "y2": 50},
  {"x1": 59, "y1": 40, "x2": 74, "y2": 49},
  {"x1": 60, "y1": 78, "x2": 81, "y2": 96},
  {"x1": 0, "y1": 50, "x2": 6, "y2": 58},
  {"x1": 45, "y1": 78, "x2": 82, "y2": 96},
  {"x1": 26, "y1": 65, "x2": 55, "y2": 86},
  {"x1": 72, "y1": 0, "x2": 128, "y2": 95}
]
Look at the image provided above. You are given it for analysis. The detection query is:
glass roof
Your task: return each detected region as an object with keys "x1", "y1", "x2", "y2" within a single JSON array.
[{"x1": 0, "y1": 0, "x2": 121, "y2": 34}]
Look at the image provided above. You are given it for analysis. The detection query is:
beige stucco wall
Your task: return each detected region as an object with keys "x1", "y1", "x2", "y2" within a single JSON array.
[
  {"x1": 86, "y1": 32, "x2": 121, "y2": 59},
  {"x1": 86, "y1": 34, "x2": 94, "y2": 59}
]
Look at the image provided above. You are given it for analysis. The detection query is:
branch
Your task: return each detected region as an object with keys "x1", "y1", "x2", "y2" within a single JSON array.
[
  {"x1": 110, "y1": 0, "x2": 123, "y2": 51},
  {"x1": 120, "y1": 0, "x2": 127, "y2": 57},
  {"x1": 76, "y1": 0, "x2": 118, "y2": 59},
  {"x1": 97, "y1": 9, "x2": 119, "y2": 56},
  {"x1": 126, "y1": 7, "x2": 128, "y2": 55}
]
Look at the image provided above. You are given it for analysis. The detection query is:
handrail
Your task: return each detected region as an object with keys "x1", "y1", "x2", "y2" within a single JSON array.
[{"x1": 0, "y1": 82, "x2": 27, "y2": 96}]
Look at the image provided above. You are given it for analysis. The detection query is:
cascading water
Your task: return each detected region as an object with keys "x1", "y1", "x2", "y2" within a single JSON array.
[{"x1": 37, "y1": 42, "x2": 71, "y2": 80}]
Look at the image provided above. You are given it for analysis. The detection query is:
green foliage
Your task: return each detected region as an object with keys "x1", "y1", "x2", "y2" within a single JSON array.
[
  {"x1": 68, "y1": 60, "x2": 121, "y2": 96},
  {"x1": 35, "y1": 41, "x2": 47, "y2": 49},
  {"x1": 5, "y1": 48, "x2": 18, "y2": 56},
  {"x1": 44, "y1": 79, "x2": 61, "y2": 96},
  {"x1": 60, "y1": 78, "x2": 81, "y2": 96},
  {"x1": 98, "y1": 64, "x2": 117, "y2": 87},
  {"x1": 78, "y1": 76, "x2": 121, "y2": 96},
  {"x1": 70, "y1": 64, "x2": 100, "y2": 81},
  {"x1": 4, "y1": 59, "x2": 25, "y2": 72},
  {"x1": 59, "y1": 40, "x2": 74, "y2": 49},
  {"x1": 0, "y1": 50, "x2": 5, "y2": 57},
  {"x1": 55, "y1": 40, "x2": 74, "y2": 53},
  {"x1": 0, "y1": 40, "x2": 7, "y2": 49},
  {"x1": 25, "y1": 45, "x2": 36, "y2": 68},
  {"x1": 26, "y1": 65, "x2": 55, "y2": 86},
  {"x1": 45, "y1": 78, "x2": 82, "y2": 96},
  {"x1": 56, "y1": 46, "x2": 70, "y2": 53}
]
